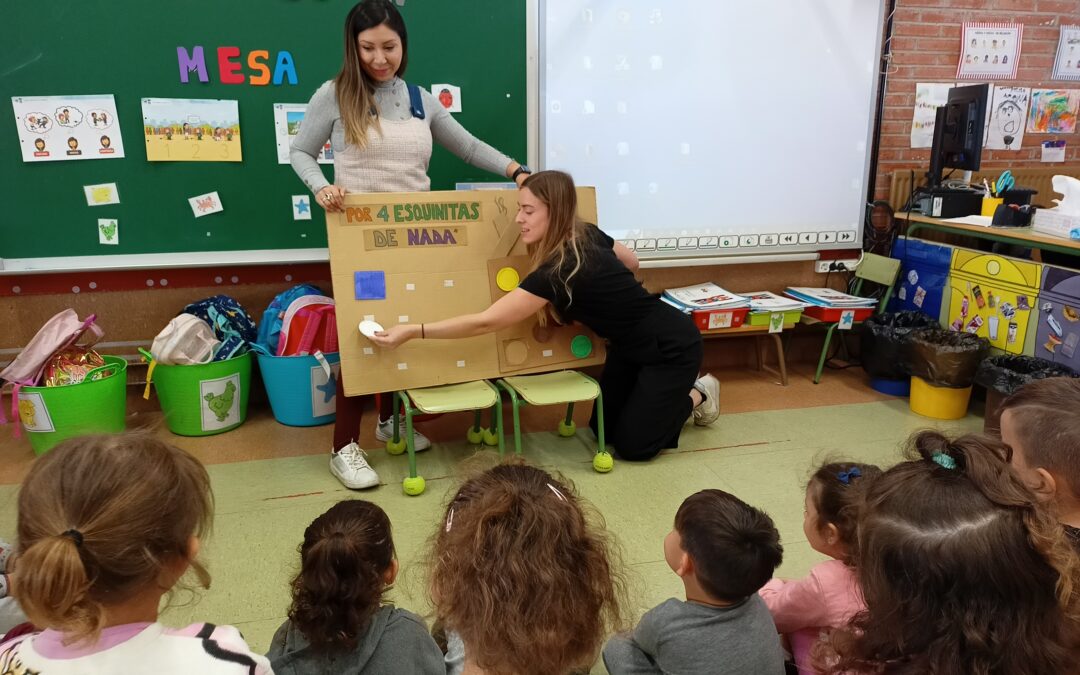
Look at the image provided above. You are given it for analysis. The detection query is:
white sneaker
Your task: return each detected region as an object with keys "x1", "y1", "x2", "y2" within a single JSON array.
[
  {"x1": 692, "y1": 374, "x2": 720, "y2": 426},
  {"x1": 375, "y1": 416, "x2": 432, "y2": 452},
  {"x1": 329, "y1": 443, "x2": 380, "y2": 489}
]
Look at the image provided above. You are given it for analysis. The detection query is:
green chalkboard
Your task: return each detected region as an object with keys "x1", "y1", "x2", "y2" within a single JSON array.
[{"x1": 1, "y1": 0, "x2": 526, "y2": 263}]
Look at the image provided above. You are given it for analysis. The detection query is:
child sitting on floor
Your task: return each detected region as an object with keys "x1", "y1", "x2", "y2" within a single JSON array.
[
  {"x1": 604, "y1": 489, "x2": 786, "y2": 675},
  {"x1": 266, "y1": 499, "x2": 443, "y2": 674},
  {"x1": 998, "y1": 376, "x2": 1080, "y2": 548},
  {"x1": 759, "y1": 461, "x2": 881, "y2": 674},
  {"x1": 824, "y1": 431, "x2": 1080, "y2": 674},
  {"x1": 0, "y1": 433, "x2": 271, "y2": 674},
  {"x1": 428, "y1": 461, "x2": 628, "y2": 675}
]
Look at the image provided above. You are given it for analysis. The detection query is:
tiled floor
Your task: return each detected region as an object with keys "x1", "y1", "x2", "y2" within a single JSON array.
[{"x1": 0, "y1": 364, "x2": 984, "y2": 672}]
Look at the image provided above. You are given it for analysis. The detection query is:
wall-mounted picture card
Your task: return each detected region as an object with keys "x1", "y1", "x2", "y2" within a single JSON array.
[
  {"x1": 12, "y1": 94, "x2": 125, "y2": 163},
  {"x1": 957, "y1": 23, "x2": 1022, "y2": 80},
  {"x1": 142, "y1": 98, "x2": 242, "y2": 162}
]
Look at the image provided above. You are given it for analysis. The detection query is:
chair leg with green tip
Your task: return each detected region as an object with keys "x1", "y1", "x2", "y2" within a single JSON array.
[
  {"x1": 496, "y1": 380, "x2": 525, "y2": 456},
  {"x1": 814, "y1": 324, "x2": 838, "y2": 385}
]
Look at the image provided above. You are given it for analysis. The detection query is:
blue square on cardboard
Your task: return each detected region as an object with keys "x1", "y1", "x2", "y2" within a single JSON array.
[{"x1": 354, "y1": 271, "x2": 386, "y2": 300}]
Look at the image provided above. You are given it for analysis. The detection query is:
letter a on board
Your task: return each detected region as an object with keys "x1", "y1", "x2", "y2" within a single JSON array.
[{"x1": 273, "y1": 51, "x2": 298, "y2": 85}]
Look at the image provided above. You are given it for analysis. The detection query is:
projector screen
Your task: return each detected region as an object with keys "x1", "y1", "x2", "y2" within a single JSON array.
[{"x1": 538, "y1": 0, "x2": 885, "y2": 259}]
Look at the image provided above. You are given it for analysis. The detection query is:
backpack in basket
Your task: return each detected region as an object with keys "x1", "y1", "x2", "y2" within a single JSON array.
[
  {"x1": 182, "y1": 296, "x2": 257, "y2": 361},
  {"x1": 255, "y1": 283, "x2": 325, "y2": 354},
  {"x1": 150, "y1": 314, "x2": 221, "y2": 365},
  {"x1": 0, "y1": 310, "x2": 103, "y2": 428},
  {"x1": 277, "y1": 295, "x2": 338, "y2": 356}
]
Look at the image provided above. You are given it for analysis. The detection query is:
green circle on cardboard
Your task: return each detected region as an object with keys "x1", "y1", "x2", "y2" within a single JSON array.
[{"x1": 571, "y1": 334, "x2": 593, "y2": 358}]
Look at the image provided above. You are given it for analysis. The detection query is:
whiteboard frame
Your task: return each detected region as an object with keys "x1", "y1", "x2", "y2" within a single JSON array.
[{"x1": 534, "y1": 0, "x2": 886, "y2": 264}]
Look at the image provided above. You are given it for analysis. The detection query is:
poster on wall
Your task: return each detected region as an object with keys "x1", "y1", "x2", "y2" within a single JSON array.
[
  {"x1": 1026, "y1": 89, "x2": 1079, "y2": 134},
  {"x1": 141, "y1": 98, "x2": 242, "y2": 162},
  {"x1": 11, "y1": 94, "x2": 125, "y2": 163},
  {"x1": 1052, "y1": 25, "x2": 1080, "y2": 82},
  {"x1": 985, "y1": 86, "x2": 1030, "y2": 151},
  {"x1": 957, "y1": 23, "x2": 1022, "y2": 80},
  {"x1": 272, "y1": 103, "x2": 332, "y2": 165},
  {"x1": 910, "y1": 83, "x2": 953, "y2": 149}
]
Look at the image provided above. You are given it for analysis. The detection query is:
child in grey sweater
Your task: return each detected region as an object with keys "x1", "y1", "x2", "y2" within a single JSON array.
[
  {"x1": 603, "y1": 489, "x2": 787, "y2": 675},
  {"x1": 266, "y1": 500, "x2": 443, "y2": 675}
]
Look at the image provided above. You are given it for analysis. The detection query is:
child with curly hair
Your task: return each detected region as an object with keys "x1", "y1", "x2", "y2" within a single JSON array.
[
  {"x1": 759, "y1": 461, "x2": 881, "y2": 674},
  {"x1": 604, "y1": 489, "x2": 787, "y2": 675},
  {"x1": 0, "y1": 433, "x2": 270, "y2": 674},
  {"x1": 824, "y1": 431, "x2": 1080, "y2": 675},
  {"x1": 267, "y1": 499, "x2": 443, "y2": 674},
  {"x1": 428, "y1": 461, "x2": 629, "y2": 675}
]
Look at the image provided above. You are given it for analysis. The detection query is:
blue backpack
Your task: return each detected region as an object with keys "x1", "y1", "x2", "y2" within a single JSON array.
[
  {"x1": 255, "y1": 284, "x2": 326, "y2": 355},
  {"x1": 182, "y1": 295, "x2": 257, "y2": 362}
]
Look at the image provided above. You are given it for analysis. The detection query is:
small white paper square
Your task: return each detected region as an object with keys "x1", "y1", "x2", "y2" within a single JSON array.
[
  {"x1": 430, "y1": 84, "x2": 462, "y2": 113},
  {"x1": 363, "y1": 347, "x2": 374, "y2": 355},
  {"x1": 17, "y1": 392, "x2": 55, "y2": 432},
  {"x1": 769, "y1": 313, "x2": 785, "y2": 334},
  {"x1": 397, "y1": 362, "x2": 408, "y2": 371},
  {"x1": 398, "y1": 315, "x2": 409, "y2": 323},
  {"x1": 84, "y1": 182, "x2": 119, "y2": 206},
  {"x1": 1042, "y1": 141, "x2": 1066, "y2": 163},
  {"x1": 457, "y1": 360, "x2": 466, "y2": 368},
  {"x1": 189, "y1": 191, "x2": 223, "y2": 218},
  {"x1": 363, "y1": 314, "x2": 375, "y2": 322},
  {"x1": 838, "y1": 310, "x2": 856, "y2": 330},
  {"x1": 443, "y1": 279, "x2": 454, "y2": 287},
  {"x1": 405, "y1": 283, "x2": 415, "y2": 291},
  {"x1": 98, "y1": 219, "x2": 119, "y2": 245},
  {"x1": 542, "y1": 349, "x2": 554, "y2": 357},
  {"x1": 292, "y1": 195, "x2": 312, "y2": 220}
]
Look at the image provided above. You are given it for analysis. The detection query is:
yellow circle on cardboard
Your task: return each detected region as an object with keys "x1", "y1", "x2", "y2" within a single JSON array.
[{"x1": 496, "y1": 267, "x2": 520, "y2": 292}]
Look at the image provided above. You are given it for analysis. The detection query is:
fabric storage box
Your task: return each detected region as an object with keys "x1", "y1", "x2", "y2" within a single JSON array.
[
  {"x1": 947, "y1": 250, "x2": 1041, "y2": 355},
  {"x1": 691, "y1": 306, "x2": 749, "y2": 330},
  {"x1": 889, "y1": 236, "x2": 953, "y2": 325},
  {"x1": 1034, "y1": 266, "x2": 1080, "y2": 368}
]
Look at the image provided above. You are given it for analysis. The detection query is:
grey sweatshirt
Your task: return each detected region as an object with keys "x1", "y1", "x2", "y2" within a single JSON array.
[
  {"x1": 266, "y1": 606, "x2": 445, "y2": 675},
  {"x1": 603, "y1": 596, "x2": 786, "y2": 675},
  {"x1": 290, "y1": 77, "x2": 513, "y2": 194}
]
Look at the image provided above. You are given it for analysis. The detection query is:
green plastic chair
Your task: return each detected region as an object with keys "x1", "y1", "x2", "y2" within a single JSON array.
[
  {"x1": 386, "y1": 380, "x2": 503, "y2": 496},
  {"x1": 496, "y1": 370, "x2": 614, "y2": 473},
  {"x1": 803, "y1": 252, "x2": 902, "y2": 384}
]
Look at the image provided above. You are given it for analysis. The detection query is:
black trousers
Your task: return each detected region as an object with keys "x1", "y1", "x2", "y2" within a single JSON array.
[{"x1": 589, "y1": 303, "x2": 704, "y2": 461}]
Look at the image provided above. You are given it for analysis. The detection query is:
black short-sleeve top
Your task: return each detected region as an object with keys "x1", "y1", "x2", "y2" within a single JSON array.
[{"x1": 518, "y1": 226, "x2": 661, "y2": 341}]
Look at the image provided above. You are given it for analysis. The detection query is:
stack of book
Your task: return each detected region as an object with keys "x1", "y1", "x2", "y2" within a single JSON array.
[
  {"x1": 784, "y1": 287, "x2": 877, "y2": 322},
  {"x1": 661, "y1": 283, "x2": 750, "y2": 330},
  {"x1": 742, "y1": 291, "x2": 808, "y2": 327}
]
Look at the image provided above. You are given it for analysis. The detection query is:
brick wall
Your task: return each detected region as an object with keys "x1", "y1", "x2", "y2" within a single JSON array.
[{"x1": 874, "y1": 0, "x2": 1080, "y2": 200}]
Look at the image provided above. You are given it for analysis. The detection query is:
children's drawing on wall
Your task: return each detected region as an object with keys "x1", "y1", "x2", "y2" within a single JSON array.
[
  {"x1": 272, "y1": 103, "x2": 332, "y2": 165},
  {"x1": 11, "y1": 94, "x2": 125, "y2": 162},
  {"x1": 957, "y1": 23, "x2": 1022, "y2": 80},
  {"x1": 910, "y1": 82, "x2": 953, "y2": 149},
  {"x1": 141, "y1": 97, "x2": 242, "y2": 162},
  {"x1": 985, "y1": 86, "x2": 1030, "y2": 150},
  {"x1": 1051, "y1": 25, "x2": 1080, "y2": 82},
  {"x1": 431, "y1": 84, "x2": 462, "y2": 113},
  {"x1": 1026, "y1": 89, "x2": 1079, "y2": 134}
]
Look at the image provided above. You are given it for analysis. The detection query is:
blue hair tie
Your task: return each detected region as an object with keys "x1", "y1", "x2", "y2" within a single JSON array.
[
  {"x1": 931, "y1": 452, "x2": 957, "y2": 470},
  {"x1": 836, "y1": 467, "x2": 862, "y2": 485}
]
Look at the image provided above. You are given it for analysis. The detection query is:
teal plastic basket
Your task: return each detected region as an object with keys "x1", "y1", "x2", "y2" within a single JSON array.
[
  {"x1": 257, "y1": 351, "x2": 339, "y2": 426},
  {"x1": 141, "y1": 350, "x2": 251, "y2": 436}
]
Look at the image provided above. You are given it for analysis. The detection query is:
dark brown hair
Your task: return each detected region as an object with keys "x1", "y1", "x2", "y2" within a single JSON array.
[
  {"x1": 824, "y1": 431, "x2": 1080, "y2": 675},
  {"x1": 14, "y1": 433, "x2": 212, "y2": 643},
  {"x1": 808, "y1": 461, "x2": 882, "y2": 564},
  {"x1": 428, "y1": 460, "x2": 629, "y2": 675},
  {"x1": 336, "y1": 0, "x2": 409, "y2": 147},
  {"x1": 674, "y1": 489, "x2": 783, "y2": 601},
  {"x1": 999, "y1": 376, "x2": 1080, "y2": 498},
  {"x1": 288, "y1": 500, "x2": 394, "y2": 652}
]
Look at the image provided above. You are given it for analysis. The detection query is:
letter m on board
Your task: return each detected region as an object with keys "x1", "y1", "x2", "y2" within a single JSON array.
[{"x1": 177, "y1": 46, "x2": 209, "y2": 83}]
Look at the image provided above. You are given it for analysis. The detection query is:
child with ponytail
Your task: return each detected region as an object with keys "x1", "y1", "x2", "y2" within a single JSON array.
[
  {"x1": 267, "y1": 499, "x2": 443, "y2": 674},
  {"x1": 0, "y1": 433, "x2": 270, "y2": 674}
]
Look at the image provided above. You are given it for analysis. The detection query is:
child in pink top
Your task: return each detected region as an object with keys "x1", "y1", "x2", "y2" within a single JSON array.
[{"x1": 759, "y1": 461, "x2": 880, "y2": 675}]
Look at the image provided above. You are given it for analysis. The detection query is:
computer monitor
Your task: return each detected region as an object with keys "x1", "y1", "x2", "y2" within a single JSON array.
[{"x1": 926, "y1": 83, "x2": 990, "y2": 188}]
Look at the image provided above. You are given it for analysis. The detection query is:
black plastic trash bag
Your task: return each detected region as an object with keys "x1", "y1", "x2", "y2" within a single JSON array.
[
  {"x1": 861, "y1": 311, "x2": 941, "y2": 379},
  {"x1": 909, "y1": 330, "x2": 989, "y2": 388},
  {"x1": 973, "y1": 355, "x2": 1077, "y2": 396}
]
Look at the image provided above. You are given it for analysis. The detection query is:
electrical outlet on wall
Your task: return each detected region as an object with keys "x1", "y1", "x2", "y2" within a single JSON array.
[{"x1": 815, "y1": 259, "x2": 860, "y2": 273}]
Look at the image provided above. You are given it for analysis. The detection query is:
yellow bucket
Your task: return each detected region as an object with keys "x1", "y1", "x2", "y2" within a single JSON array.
[
  {"x1": 981, "y1": 197, "x2": 1003, "y2": 217},
  {"x1": 909, "y1": 376, "x2": 972, "y2": 420}
]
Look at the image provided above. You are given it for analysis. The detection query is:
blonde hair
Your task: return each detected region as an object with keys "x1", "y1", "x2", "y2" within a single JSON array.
[
  {"x1": 521, "y1": 171, "x2": 593, "y2": 326},
  {"x1": 427, "y1": 458, "x2": 629, "y2": 675},
  {"x1": 14, "y1": 433, "x2": 213, "y2": 643},
  {"x1": 335, "y1": 0, "x2": 409, "y2": 149}
]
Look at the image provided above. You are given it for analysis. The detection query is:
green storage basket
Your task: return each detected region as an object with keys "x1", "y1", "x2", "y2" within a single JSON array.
[
  {"x1": 141, "y1": 349, "x2": 251, "y2": 436},
  {"x1": 748, "y1": 309, "x2": 803, "y2": 326},
  {"x1": 17, "y1": 355, "x2": 128, "y2": 456}
]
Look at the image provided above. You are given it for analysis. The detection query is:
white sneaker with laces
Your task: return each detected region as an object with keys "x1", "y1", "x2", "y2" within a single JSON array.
[
  {"x1": 692, "y1": 374, "x2": 721, "y2": 426},
  {"x1": 375, "y1": 416, "x2": 432, "y2": 452},
  {"x1": 329, "y1": 442, "x2": 380, "y2": 489}
]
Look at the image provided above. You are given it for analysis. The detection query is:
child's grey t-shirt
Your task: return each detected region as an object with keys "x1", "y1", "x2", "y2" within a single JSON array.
[{"x1": 603, "y1": 595, "x2": 786, "y2": 675}]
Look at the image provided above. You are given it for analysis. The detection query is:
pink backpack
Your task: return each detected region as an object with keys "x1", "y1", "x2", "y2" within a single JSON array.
[
  {"x1": 1, "y1": 310, "x2": 103, "y2": 428},
  {"x1": 276, "y1": 295, "x2": 338, "y2": 356}
]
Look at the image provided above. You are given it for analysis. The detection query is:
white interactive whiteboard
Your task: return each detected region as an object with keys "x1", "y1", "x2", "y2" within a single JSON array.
[{"x1": 538, "y1": 0, "x2": 885, "y2": 260}]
